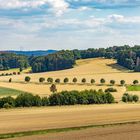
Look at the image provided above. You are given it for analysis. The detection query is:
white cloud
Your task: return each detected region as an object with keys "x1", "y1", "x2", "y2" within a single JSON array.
[
  {"x1": 0, "y1": 0, "x2": 69, "y2": 15},
  {"x1": 108, "y1": 14, "x2": 140, "y2": 24}
]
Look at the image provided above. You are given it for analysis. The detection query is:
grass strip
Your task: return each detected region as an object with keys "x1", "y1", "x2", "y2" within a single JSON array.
[
  {"x1": 127, "y1": 85, "x2": 140, "y2": 91},
  {"x1": 0, "y1": 86, "x2": 32, "y2": 97},
  {"x1": 0, "y1": 121, "x2": 140, "y2": 139}
]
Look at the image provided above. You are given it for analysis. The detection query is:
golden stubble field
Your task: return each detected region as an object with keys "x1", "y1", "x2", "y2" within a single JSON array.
[
  {"x1": 0, "y1": 58, "x2": 140, "y2": 100},
  {"x1": 0, "y1": 104, "x2": 140, "y2": 134}
]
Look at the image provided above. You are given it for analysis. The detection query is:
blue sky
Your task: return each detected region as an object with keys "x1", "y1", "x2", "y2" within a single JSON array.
[{"x1": 0, "y1": 0, "x2": 140, "y2": 50}]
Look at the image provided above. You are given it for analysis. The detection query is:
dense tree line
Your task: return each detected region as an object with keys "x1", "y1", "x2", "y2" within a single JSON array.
[
  {"x1": 1, "y1": 45, "x2": 140, "y2": 73},
  {"x1": 31, "y1": 45, "x2": 140, "y2": 73},
  {"x1": 0, "y1": 53, "x2": 29, "y2": 70},
  {"x1": 0, "y1": 90, "x2": 115, "y2": 108},
  {"x1": 78, "y1": 45, "x2": 140, "y2": 71},
  {"x1": 31, "y1": 50, "x2": 75, "y2": 73}
]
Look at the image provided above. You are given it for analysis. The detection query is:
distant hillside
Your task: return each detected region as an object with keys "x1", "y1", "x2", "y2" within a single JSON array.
[{"x1": 6, "y1": 50, "x2": 57, "y2": 56}]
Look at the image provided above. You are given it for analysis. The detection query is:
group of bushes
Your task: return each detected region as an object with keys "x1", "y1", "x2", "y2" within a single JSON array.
[
  {"x1": 105, "y1": 88, "x2": 117, "y2": 92},
  {"x1": 122, "y1": 93, "x2": 139, "y2": 103},
  {"x1": 0, "y1": 93, "x2": 46, "y2": 108},
  {"x1": 0, "y1": 90, "x2": 115, "y2": 109},
  {"x1": 0, "y1": 72, "x2": 20, "y2": 77},
  {"x1": 49, "y1": 90, "x2": 114, "y2": 105}
]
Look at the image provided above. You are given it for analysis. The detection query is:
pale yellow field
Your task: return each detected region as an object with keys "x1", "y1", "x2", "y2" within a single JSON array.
[
  {"x1": 0, "y1": 58, "x2": 140, "y2": 101},
  {"x1": 0, "y1": 82, "x2": 126, "y2": 101},
  {"x1": 0, "y1": 58, "x2": 137, "y2": 84},
  {"x1": 0, "y1": 104, "x2": 140, "y2": 134}
]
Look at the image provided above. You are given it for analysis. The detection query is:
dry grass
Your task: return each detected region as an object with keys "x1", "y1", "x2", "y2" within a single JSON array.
[{"x1": 0, "y1": 104, "x2": 140, "y2": 134}]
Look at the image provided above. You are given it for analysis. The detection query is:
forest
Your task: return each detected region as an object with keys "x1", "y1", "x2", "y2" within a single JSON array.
[
  {"x1": 1, "y1": 45, "x2": 140, "y2": 72},
  {"x1": 0, "y1": 53, "x2": 29, "y2": 71}
]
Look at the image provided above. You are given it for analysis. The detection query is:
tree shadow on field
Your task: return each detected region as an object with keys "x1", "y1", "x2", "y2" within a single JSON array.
[{"x1": 106, "y1": 63, "x2": 129, "y2": 72}]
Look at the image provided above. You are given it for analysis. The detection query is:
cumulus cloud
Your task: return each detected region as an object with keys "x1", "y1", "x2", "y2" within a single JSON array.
[{"x1": 0, "y1": 0, "x2": 69, "y2": 15}]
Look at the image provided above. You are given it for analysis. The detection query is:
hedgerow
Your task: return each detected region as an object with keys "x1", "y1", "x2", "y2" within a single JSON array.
[{"x1": 0, "y1": 90, "x2": 115, "y2": 109}]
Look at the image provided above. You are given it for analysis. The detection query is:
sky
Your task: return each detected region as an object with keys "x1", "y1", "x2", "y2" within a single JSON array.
[{"x1": 0, "y1": 0, "x2": 140, "y2": 50}]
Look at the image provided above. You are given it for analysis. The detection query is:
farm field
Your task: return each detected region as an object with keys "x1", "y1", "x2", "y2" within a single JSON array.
[
  {"x1": 9, "y1": 123, "x2": 140, "y2": 140},
  {"x1": 0, "y1": 82, "x2": 125, "y2": 101},
  {"x1": 0, "y1": 58, "x2": 140, "y2": 101},
  {"x1": 0, "y1": 58, "x2": 131, "y2": 83},
  {"x1": 0, "y1": 104, "x2": 140, "y2": 139}
]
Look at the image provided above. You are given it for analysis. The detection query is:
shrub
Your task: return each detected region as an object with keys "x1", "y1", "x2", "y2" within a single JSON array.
[
  {"x1": 19, "y1": 67, "x2": 23, "y2": 72},
  {"x1": 13, "y1": 72, "x2": 16, "y2": 75},
  {"x1": 81, "y1": 78, "x2": 86, "y2": 84},
  {"x1": 122, "y1": 93, "x2": 139, "y2": 103},
  {"x1": 5, "y1": 73, "x2": 9, "y2": 76},
  {"x1": 55, "y1": 78, "x2": 60, "y2": 84},
  {"x1": 47, "y1": 78, "x2": 53, "y2": 83},
  {"x1": 9, "y1": 78, "x2": 12, "y2": 83},
  {"x1": 133, "y1": 95, "x2": 139, "y2": 102},
  {"x1": 17, "y1": 72, "x2": 21, "y2": 75},
  {"x1": 110, "y1": 80, "x2": 115, "y2": 85},
  {"x1": 1, "y1": 73, "x2": 4, "y2": 76},
  {"x1": 105, "y1": 88, "x2": 117, "y2": 92},
  {"x1": 0, "y1": 96, "x2": 15, "y2": 108},
  {"x1": 122, "y1": 94, "x2": 128, "y2": 102},
  {"x1": 50, "y1": 84, "x2": 57, "y2": 93},
  {"x1": 25, "y1": 76, "x2": 31, "y2": 82},
  {"x1": 73, "y1": 78, "x2": 77, "y2": 84},
  {"x1": 133, "y1": 80, "x2": 139, "y2": 85},
  {"x1": 33, "y1": 95, "x2": 42, "y2": 106},
  {"x1": 39, "y1": 77, "x2": 45, "y2": 83},
  {"x1": 120, "y1": 80, "x2": 125, "y2": 86},
  {"x1": 91, "y1": 79, "x2": 95, "y2": 84},
  {"x1": 64, "y1": 78, "x2": 69, "y2": 84},
  {"x1": 100, "y1": 78, "x2": 105, "y2": 84},
  {"x1": 49, "y1": 91, "x2": 76, "y2": 106},
  {"x1": 15, "y1": 93, "x2": 36, "y2": 107},
  {"x1": 105, "y1": 93, "x2": 115, "y2": 104},
  {"x1": 3, "y1": 103, "x2": 13, "y2": 109},
  {"x1": 42, "y1": 97, "x2": 50, "y2": 106}
]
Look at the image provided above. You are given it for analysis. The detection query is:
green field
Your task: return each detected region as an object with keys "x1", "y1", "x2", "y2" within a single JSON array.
[
  {"x1": 0, "y1": 87, "x2": 28, "y2": 97},
  {"x1": 127, "y1": 85, "x2": 140, "y2": 91}
]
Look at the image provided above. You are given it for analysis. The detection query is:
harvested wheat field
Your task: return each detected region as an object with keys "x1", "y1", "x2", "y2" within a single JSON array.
[
  {"x1": 0, "y1": 104, "x2": 140, "y2": 135},
  {"x1": 9, "y1": 123, "x2": 140, "y2": 140},
  {"x1": 1, "y1": 58, "x2": 140, "y2": 101},
  {"x1": 0, "y1": 58, "x2": 131, "y2": 84},
  {"x1": 0, "y1": 82, "x2": 126, "y2": 101}
]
